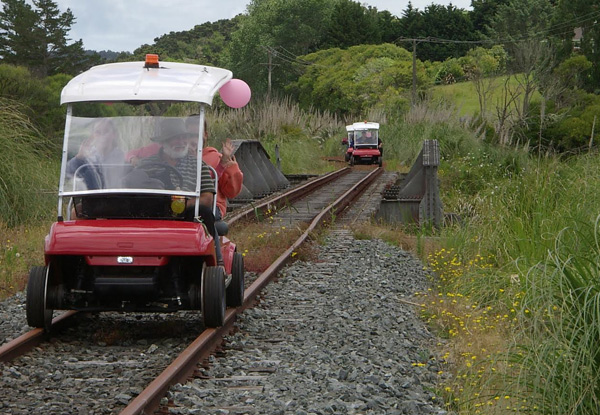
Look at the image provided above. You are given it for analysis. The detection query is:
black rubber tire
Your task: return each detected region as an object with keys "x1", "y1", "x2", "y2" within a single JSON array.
[
  {"x1": 202, "y1": 266, "x2": 226, "y2": 327},
  {"x1": 350, "y1": 156, "x2": 355, "y2": 166},
  {"x1": 26, "y1": 266, "x2": 53, "y2": 332},
  {"x1": 226, "y1": 252, "x2": 245, "y2": 308},
  {"x1": 378, "y1": 156, "x2": 383, "y2": 167}
]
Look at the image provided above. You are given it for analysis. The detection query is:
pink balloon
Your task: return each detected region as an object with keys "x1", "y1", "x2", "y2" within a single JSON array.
[{"x1": 219, "y1": 79, "x2": 251, "y2": 108}]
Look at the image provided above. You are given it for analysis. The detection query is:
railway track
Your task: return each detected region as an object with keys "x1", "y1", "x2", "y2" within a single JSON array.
[{"x1": 0, "y1": 166, "x2": 410, "y2": 414}]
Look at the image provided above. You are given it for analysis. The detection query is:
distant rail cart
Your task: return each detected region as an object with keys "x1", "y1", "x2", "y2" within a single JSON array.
[
  {"x1": 348, "y1": 121, "x2": 382, "y2": 167},
  {"x1": 344, "y1": 124, "x2": 355, "y2": 162}
]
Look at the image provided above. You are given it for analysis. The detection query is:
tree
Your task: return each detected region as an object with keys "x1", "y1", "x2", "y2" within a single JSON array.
[
  {"x1": 376, "y1": 10, "x2": 402, "y2": 45},
  {"x1": 462, "y1": 45, "x2": 507, "y2": 120},
  {"x1": 322, "y1": 0, "x2": 380, "y2": 48},
  {"x1": 228, "y1": 0, "x2": 336, "y2": 96},
  {"x1": 288, "y1": 43, "x2": 421, "y2": 116},
  {"x1": 0, "y1": 0, "x2": 96, "y2": 76},
  {"x1": 470, "y1": 0, "x2": 510, "y2": 36},
  {"x1": 398, "y1": 3, "x2": 476, "y2": 62},
  {"x1": 553, "y1": 0, "x2": 600, "y2": 91},
  {"x1": 132, "y1": 17, "x2": 241, "y2": 66},
  {"x1": 487, "y1": 0, "x2": 555, "y2": 130},
  {"x1": 0, "y1": 0, "x2": 39, "y2": 68}
]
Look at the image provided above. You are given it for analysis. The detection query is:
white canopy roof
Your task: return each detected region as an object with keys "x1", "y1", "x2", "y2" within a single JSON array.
[
  {"x1": 61, "y1": 61, "x2": 232, "y2": 105},
  {"x1": 352, "y1": 121, "x2": 379, "y2": 131},
  {"x1": 346, "y1": 125, "x2": 355, "y2": 131}
]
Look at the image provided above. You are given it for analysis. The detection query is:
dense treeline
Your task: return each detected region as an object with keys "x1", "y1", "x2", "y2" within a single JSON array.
[{"x1": 1, "y1": 0, "x2": 600, "y2": 152}]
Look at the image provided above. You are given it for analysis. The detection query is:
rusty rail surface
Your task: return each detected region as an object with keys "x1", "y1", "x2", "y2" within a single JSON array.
[
  {"x1": 0, "y1": 311, "x2": 77, "y2": 363},
  {"x1": 0, "y1": 166, "x2": 383, "y2": 415},
  {"x1": 121, "y1": 167, "x2": 382, "y2": 415}
]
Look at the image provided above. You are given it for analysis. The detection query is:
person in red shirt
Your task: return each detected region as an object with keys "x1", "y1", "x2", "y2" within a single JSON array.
[
  {"x1": 126, "y1": 117, "x2": 243, "y2": 221},
  {"x1": 185, "y1": 116, "x2": 243, "y2": 221}
]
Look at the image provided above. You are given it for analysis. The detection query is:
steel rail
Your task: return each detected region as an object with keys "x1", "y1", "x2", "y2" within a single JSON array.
[
  {"x1": 0, "y1": 166, "x2": 382, "y2": 414},
  {"x1": 0, "y1": 168, "x2": 351, "y2": 364},
  {"x1": 226, "y1": 167, "x2": 350, "y2": 224},
  {"x1": 0, "y1": 310, "x2": 77, "y2": 362},
  {"x1": 120, "y1": 167, "x2": 383, "y2": 415}
]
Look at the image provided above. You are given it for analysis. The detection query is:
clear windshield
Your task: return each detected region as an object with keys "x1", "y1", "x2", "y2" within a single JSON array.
[
  {"x1": 60, "y1": 115, "x2": 202, "y2": 197},
  {"x1": 353, "y1": 129, "x2": 378, "y2": 147}
]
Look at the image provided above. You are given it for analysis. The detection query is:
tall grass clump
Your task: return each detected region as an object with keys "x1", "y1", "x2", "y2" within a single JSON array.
[
  {"x1": 429, "y1": 145, "x2": 600, "y2": 413},
  {"x1": 209, "y1": 95, "x2": 344, "y2": 144},
  {"x1": 444, "y1": 153, "x2": 600, "y2": 294},
  {"x1": 502, "y1": 217, "x2": 600, "y2": 414},
  {"x1": 0, "y1": 98, "x2": 58, "y2": 226},
  {"x1": 372, "y1": 101, "x2": 482, "y2": 171},
  {"x1": 208, "y1": 96, "x2": 345, "y2": 174}
]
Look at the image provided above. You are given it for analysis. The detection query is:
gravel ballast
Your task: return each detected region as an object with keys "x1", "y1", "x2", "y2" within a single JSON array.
[
  {"x1": 167, "y1": 228, "x2": 448, "y2": 415},
  {"x1": 0, "y1": 227, "x2": 449, "y2": 414}
]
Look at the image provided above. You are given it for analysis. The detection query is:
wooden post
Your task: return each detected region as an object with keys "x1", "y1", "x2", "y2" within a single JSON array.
[
  {"x1": 412, "y1": 39, "x2": 417, "y2": 107},
  {"x1": 275, "y1": 144, "x2": 281, "y2": 171},
  {"x1": 590, "y1": 115, "x2": 596, "y2": 152},
  {"x1": 267, "y1": 49, "x2": 272, "y2": 100}
]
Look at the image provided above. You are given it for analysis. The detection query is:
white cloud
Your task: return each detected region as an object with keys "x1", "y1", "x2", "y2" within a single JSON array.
[{"x1": 58, "y1": 0, "x2": 247, "y2": 51}]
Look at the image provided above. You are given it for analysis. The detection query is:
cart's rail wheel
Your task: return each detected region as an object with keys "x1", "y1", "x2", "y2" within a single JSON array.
[
  {"x1": 201, "y1": 266, "x2": 226, "y2": 327},
  {"x1": 188, "y1": 262, "x2": 206, "y2": 309},
  {"x1": 226, "y1": 252, "x2": 245, "y2": 308},
  {"x1": 26, "y1": 266, "x2": 53, "y2": 332}
]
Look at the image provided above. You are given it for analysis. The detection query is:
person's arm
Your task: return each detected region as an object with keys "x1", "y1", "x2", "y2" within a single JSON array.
[
  {"x1": 216, "y1": 138, "x2": 243, "y2": 198},
  {"x1": 218, "y1": 139, "x2": 236, "y2": 169},
  {"x1": 66, "y1": 156, "x2": 85, "y2": 176},
  {"x1": 199, "y1": 192, "x2": 214, "y2": 208},
  {"x1": 126, "y1": 143, "x2": 161, "y2": 166}
]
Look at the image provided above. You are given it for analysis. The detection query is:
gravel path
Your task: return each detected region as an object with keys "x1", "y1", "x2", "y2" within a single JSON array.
[{"x1": 166, "y1": 228, "x2": 449, "y2": 415}]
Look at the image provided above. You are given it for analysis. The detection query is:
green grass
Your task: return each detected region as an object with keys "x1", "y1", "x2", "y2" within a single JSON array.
[
  {"x1": 431, "y1": 80, "x2": 482, "y2": 116},
  {"x1": 429, "y1": 147, "x2": 600, "y2": 413},
  {"x1": 0, "y1": 98, "x2": 58, "y2": 227},
  {"x1": 430, "y1": 75, "x2": 542, "y2": 122}
]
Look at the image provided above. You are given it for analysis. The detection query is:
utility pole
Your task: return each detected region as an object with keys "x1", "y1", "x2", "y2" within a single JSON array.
[
  {"x1": 398, "y1": 37, "x2": 420, "y2": 107},
  {"x1": 260, "y1": 46, "x2": 276, "y2": 100},
  {"x1": 267, "y1": 48, "x2": 272, "y2": 99},
  {"x1": 412, "y1": 39, "x2": 417, "y2": 107}
]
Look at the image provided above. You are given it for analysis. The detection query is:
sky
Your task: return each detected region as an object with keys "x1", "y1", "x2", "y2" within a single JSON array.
[{"x1": 50, "y1": 0, "x2": 472, "y2": 53}]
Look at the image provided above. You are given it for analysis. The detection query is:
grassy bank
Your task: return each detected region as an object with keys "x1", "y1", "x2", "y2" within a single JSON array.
[
  {"x1": 0, "y1": 98, "x2": 59, "y2": 299},
  {"x1": 431, "y1": 152, "x2": 600, "y2": 414}
]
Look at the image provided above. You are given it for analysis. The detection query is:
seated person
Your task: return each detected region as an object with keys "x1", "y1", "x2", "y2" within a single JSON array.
[
  {"x1": 67, "y1": 118, "x2": 125, "y2": 190},
  {"x1": 185, "y1": 116, "x2": 243, "y2": 222},
  {"x1": 126, "y1": 140, "x2": 160, "y2": 167},
  {"x1": 356, "y1": 131, "x2": 367, "y2": 145},
  {"x1": 136, "y1": 118, "x2": 216, "y2": 232}
]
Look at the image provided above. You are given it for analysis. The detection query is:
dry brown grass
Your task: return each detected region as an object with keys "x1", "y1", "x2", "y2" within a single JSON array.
[
  {"x1": 227, "y1": 217, "x2": 311, "y2": 273},
  {"x1": 0, "y1": 222, "x2": 50, "y2": 300},
  {"x1": 351, "y1": 221, "x2": 442, "y2": 261}
]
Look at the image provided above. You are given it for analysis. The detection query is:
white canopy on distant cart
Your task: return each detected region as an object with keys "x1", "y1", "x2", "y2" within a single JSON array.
[{"x1": 352, "y1": 121, "x2": 379, "y2": 131}]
